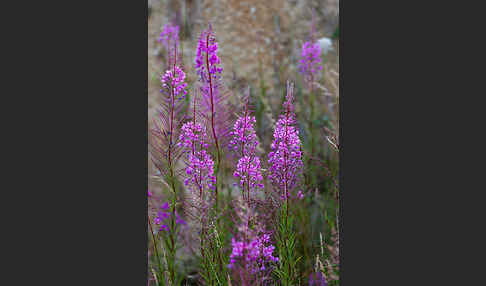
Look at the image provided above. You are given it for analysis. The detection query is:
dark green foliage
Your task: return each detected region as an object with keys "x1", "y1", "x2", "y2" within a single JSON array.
[
  {"x1": 200, "y1": 221, "x2": 229, "y2": 286},
  {"x1": 332, "y1": 26, "x2": 339, "y2": 39},
  {"x1": 274, "y1": 203, "x2": 302, "y2": 286}
]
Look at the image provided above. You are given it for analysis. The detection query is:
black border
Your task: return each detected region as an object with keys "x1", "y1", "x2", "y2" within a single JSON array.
[
  {"x1": 15, "y1": 1, "x2": 149, "y2": 285},
  {"x1": 10, "y1": 0, "x2": 459, "y2": 284}
]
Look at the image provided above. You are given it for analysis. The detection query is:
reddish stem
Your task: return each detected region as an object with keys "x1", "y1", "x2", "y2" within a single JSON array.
[
  {"x1": 284, "y1": 101, "x2": 290, "y2": 224},
  {"x1": 205, "y1": 33, "x2": 220, "y2": 201}
]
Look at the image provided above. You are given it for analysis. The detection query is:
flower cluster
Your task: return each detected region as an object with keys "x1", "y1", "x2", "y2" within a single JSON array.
[
  {"x1": 229, "y1": 115, "x2": 258, "y2": 155},
  {"x1": 234, "y1": 156, "x2": 264, "y2": 189},
  {"x1": 230, "y1": 95, "x2": 265, "y2": 195},
  {"x1": 150, "y1": 65, "x2": 187, "y2": 179},
  {"x1": 227, "y1": 197, "x2": 278, "y2": 282},
  {"x1": 195, "y1": 27, "x2": 222, "y2": 79},
  {"x1": 299, "y1": 41, "x2": 322, "y2": 80},
  {"x1": 161, "y1": 65, "x2": 187, "y2": 99},
  {"x1": 268, "y1": 83, "x2": 304, "y2": 197},
  {"x1": 193, "y1": 25, "x2": 233, "y2": 156},
  {"x1": 158, "y1": 23, "x2": 180, "y2": 68},
  {"x1": 159, "y1": 24, "x2": 179, "y2": 51},
  {"x1": 228, "y1": 233, "x2": 278, "y2": 271},
  {"x1": 297, "y1": 190, "x2": 304, "y2": 200},
  {"x1": 153, "y1": 202, "x2": 186, "y2": 232},
  {"x1": 184, "y1": 150, "x2": 216, "y2": 191},
  {"x1": 179, "y1": 121, "x2": 216, "y2": 192},
  {"x1": 179, "y1": 121, "x2": 207, "y2": 149}
]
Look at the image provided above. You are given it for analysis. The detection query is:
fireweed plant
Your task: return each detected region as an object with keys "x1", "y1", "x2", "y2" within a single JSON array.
[
  {"x1": 297, "y1": 13, "x2": 340, "y2": 281},
  {"x1": 299, "y1": 12, "x2": 323, "y2": 191},
  {"x1": 226, "y1": 89, "x2": 278, "y2": 285},
  {"x1": 149, "y1": 19, "x2": 338, "y2": 285},
  {"x1": 187, "y1": 25, "x2": 235, "y2": 285},
  {"x1": 159, "y1": 23, "x2": 180, "y2": 69},
  {"x1": 228, "y1": 198, "x2": 278, "y2": 286},
  {"x1": 228, "y1": 90, "x2": 264, "y2": 203},
  {"x1": 178, "y1": 93, "x2": 226, "y2": 285},
  {"x1": 149, "y1": 23, "x2": 188, "y2": 285},
  {"x1": 195, "y1": 24, "x2": 233, "y2": 207},
  {"x1": 268, "y1": 81, "x2": 304, "y2": 285}
]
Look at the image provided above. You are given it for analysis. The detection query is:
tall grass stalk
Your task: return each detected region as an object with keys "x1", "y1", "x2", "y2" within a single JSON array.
[{"x1": 148, "y1": 216, "x2": 164, "y2": 284}]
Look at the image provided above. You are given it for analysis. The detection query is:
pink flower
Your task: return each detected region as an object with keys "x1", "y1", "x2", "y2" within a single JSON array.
[
  {"x1": 161, "y1": 65, "x2": 187, "y2": 99},
  {"x1": 228, "y1": 234, "x2": 278, "y2": 269},
  {"x1": 178, "y1": 122, "x2": 207, "y2": 149},
  {"x1": 268, "y1": 82, "x2": 303, "y2": 198},
  {"x1": 297, "y1": 190, "x2": 304, "y2": 199},
  {"x1": 158, "y1": 24, "x2": 179, "y2": 48},
  {"x1": 234, "y1": 156, "x2": 264, "y2": 190},
  {"x1": 154, "y1": 202, "x2": 185, "y2": 232},
  {"x1": 299, "y1": 41, "x2": 322, "y2": 80},
  {"x1": 195, "y1": 27, "x2": 222, "y2": 79},
  {"x1": 184, "y1": 150, "x2": 216, "y2": 191},
  {"x1": 158, "y1": 23, "x2": 180, "y2": 66},
  {"x1": 229, "y1": 115, "x2": 258, "y2": 155},
  {"x1": 178, "y1": 120, "x2": 217, "y2": 193}
]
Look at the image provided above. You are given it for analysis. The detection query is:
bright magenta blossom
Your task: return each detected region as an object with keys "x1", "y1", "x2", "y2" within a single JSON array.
[
  {"x1": 229, "y1": 115, "x2": 258, "y2": 155},
  {"x1": 267, "y1": 82, "x2": 304, "y2": 197},
  {"x1": 234, "y1": 156, "x2": 264, "y2": 190},
  {"x1": 161, "y1": 65, "x2": 187, "y2": 98},
  {"x1": 299, "y1": 41, "x2": 322, "y2": 80}
]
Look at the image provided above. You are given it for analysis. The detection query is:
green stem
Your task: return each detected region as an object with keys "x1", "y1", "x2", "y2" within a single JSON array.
[
  {"x1": 169, "y1": 175, "x2": 177, "y2": 284},
  {"x1": 309, "y1": 76, "x2": 317, "y2": 190},
  {"x1": 148, "y1": 217, "x2": 164, "y2": 285}
]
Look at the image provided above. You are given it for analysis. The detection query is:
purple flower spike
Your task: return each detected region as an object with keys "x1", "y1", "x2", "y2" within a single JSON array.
[
  {"x1": 161, "y1": 202, "x2": 169, "y2": 210},
  {"x1": 193, "y1": 24, "x2": 233, "y2": 164},
  {"x1": 178, "y1": 122, "x2": 206, "y2": 149},
  {"x1": 153, "y1": 202, "x2": 185, "y2": 233},
  {"x1": 158, "y1": 23, "x2": 179, "y2": 66},
  {"x1": 159, "y1": 24, "x2": 179, "y2": 48},
  {"x1": 157, "y1": 210, "x2": 170, "y2": 220},
  {"x1": 185, "y1": 150, "x2": 216, "y2": 190},
  {"x1": 161, "y1": 65, "x2": 188, "y2": 99},
  {"x1": 229, "y1": 115, "x2": 258, "y2": 155},
  {"x1": 299, "y1": 41, "x2": 322, "y2": 81},
  {"x1": 179, "y1": 117, "x2": 217, "y2": 196},
  {"x1": 149, "y1": 66, "x2": 187, "y2": 180},
  {"x1": 228, "y1": 234, "x2": 278, "y2": 270},
  {"x1": 230, "y1": 89, "x2": 265, "y2": 196},
  {"x1": 268, "y1": 82, "x2": 304, "y2": 199},
  {"x1": 297, "y1": 190, "x2": 304, "y2": 200},
  {"x1": 234, "y1": 156, "x2": 264, "y2": 190},
  {"x1": 195, "y1": 27, "x2": 222, "y2": 79}
]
